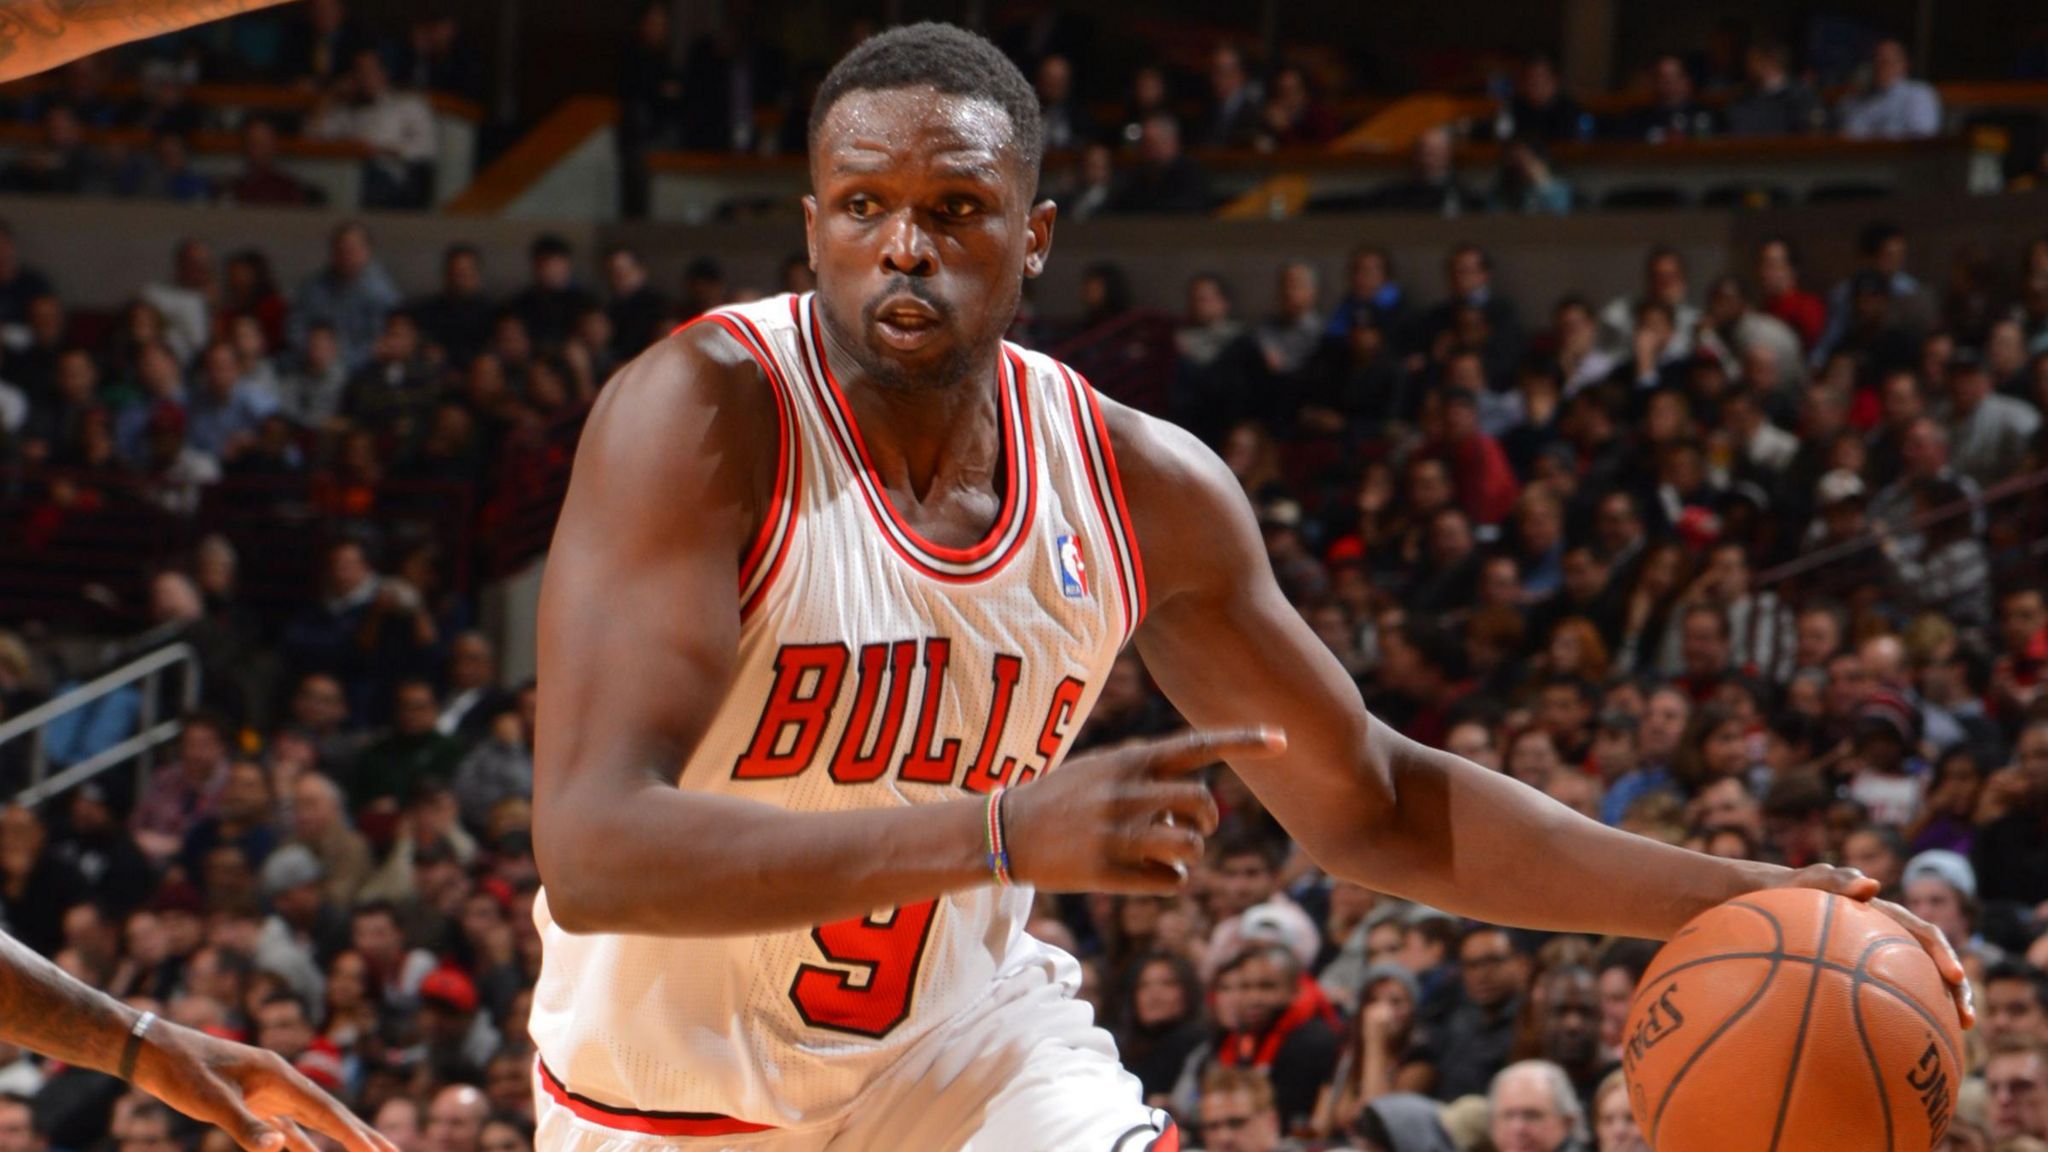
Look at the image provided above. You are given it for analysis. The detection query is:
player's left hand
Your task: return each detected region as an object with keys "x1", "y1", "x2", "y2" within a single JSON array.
[
  {"x1": 134, "y1": 1019, "x2": 397, "y2": 1152},
  {"x1": 1768, "y1": 864, "x2": 1975, "y2": 1030}
]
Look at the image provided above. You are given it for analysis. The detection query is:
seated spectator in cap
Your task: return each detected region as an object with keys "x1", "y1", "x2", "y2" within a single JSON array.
[
  {"x1": 1725, "y1": 41, "x2": 1821, "y2": 136},
  {"x1": 1316, "y1": 965, "x2": 1438, "y2": 1136},
  {"x1": 508, "y1": 235, "x2": 597, "y2": 350},
  {"x1": 419, "y1": 967, "x2": 499, "y2": 1084},
  {"x1": 225, "y1": 119, "x2": 322, "y2": 207},
  {"x1": 1491, "y1": 1060, "x2": 1592, "y2": 1152},
  {"x1": 1940, "y1": 349, "x2": 2040, "y2": 487},
  {"x1": 1207, "y1": 837, "x2": 1317, "y2": 971},
  {"x1": 1846, "y1": 692, "x2": 1929, "y2": 827},
  {"x1": 1837, "y1": 39, "x2": 1943, "y2": 140},
  {"x1": 1198, "y1": 1065, "x2": 1286, "y2": 1152},
  {"x1": 1426, "y1": 925, "x2": 1529, "y2": 1101},
  {"x1": 1365, "y1": 126, "x2": 1480, "y2": 216},
  {"x1": 1108, "y1": 114, "x2": 1212, "y2": 215},
  {"x1": 262, "y1": 839, "x2": 347, "y2": 956},
  {"x1": 307, "y1": 51, "x2": 439, "y2": 209},
  {"x1": 1904, "y1": 849, "x2": 2000, "y2": 965}
]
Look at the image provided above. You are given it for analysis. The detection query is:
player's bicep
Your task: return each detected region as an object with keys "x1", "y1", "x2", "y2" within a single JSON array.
[{"x1": 533, "y1": 338, "x2": 764, "y2": 814}]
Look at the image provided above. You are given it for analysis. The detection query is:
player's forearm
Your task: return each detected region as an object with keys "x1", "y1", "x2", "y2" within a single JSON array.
[
  {"x1": 0, "y1": 0, "x2": 296, "y2": 83},
  {"x1": 536, "y1": 782, "x2": 996, "y2": 936},
  {"x1": 1335, "y1": 719, "x2": 1780, "y2": 940},
  {"x1": 0, "y1": 928, "x2": 143, "y2": 1075}
]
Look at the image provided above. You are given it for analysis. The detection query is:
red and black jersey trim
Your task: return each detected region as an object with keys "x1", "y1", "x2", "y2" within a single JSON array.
[
  {"x1": 1055, "y1": 363, "x2": 1148, "y2": 645},
  {"x1": 793, "y1": 293, "x2": 1037, "y2": 584},
  {"x1": 536, "y1": 1058, "x2": 777, "y2": 1138},
  {"x1": 683, "y1": 308, "x2": 803, "y2": 620}
]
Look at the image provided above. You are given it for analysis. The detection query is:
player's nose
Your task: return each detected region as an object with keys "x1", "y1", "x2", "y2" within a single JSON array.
[{"x1": 878, "y1": 212, "x2": 937, "y2": 276}]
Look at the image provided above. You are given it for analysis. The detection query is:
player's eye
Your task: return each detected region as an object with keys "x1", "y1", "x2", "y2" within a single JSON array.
[
  {"x1": 845, "y1": 195, "x2": 880, "y2": 218},
  {"x1": 937, "y1": 197, "x2": 982, "y2": 219}
]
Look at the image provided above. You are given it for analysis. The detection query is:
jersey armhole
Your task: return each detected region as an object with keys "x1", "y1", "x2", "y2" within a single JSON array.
[
  {"x1": 687, "y1": 311, "x2": 802, "y2": 620},
  {"x1": 1054, "y1": 364, "x2": 1149, "y2": 642}
]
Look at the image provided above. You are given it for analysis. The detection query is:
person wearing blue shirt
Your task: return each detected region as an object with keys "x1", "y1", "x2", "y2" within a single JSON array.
[{"x1": 1837, "y1": 39, "x2": 1943, "y2": 140}]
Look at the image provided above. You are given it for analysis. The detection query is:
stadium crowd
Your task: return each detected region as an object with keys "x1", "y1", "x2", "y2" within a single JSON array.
[
  {"x1": 4, "y1": 199, "x2": 2048, "y2": 1152},
  {"x1": 4, "y1": 7, "x2": 2048, "y2": 1152}
]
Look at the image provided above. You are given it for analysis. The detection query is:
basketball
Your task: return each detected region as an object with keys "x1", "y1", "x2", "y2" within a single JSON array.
[{"x1": 1620, "y1": 887, "x2": 1965, "y2": 1152}]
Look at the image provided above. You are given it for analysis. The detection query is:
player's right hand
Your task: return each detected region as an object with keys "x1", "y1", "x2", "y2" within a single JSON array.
[{"x1": 1002, "y1": 728, "x2": 1286, "y2": 895}]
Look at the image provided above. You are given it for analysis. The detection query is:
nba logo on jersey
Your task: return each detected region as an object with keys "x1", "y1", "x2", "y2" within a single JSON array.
[{"x1": 1055, "y1": 534, "x2": 1088, "y2": 598}]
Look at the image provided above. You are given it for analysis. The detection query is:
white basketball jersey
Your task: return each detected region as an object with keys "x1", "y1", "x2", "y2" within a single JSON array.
[{"x1": 529, "y1": 293, "x2": 1147, "y2": 1132}]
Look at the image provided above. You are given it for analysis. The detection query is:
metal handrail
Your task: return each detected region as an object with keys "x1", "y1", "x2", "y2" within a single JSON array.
[
  {"x1": 1756, "y1": 463, "x2": 2048, "y2": 590},
  {"x1": 0, "y1": 642, "x2": 199, "y2": 806}
]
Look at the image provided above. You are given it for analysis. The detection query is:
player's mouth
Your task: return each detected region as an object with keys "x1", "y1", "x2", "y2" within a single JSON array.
[{"x1": 872, "y1": 298, "x2": 944, "y2": 352}]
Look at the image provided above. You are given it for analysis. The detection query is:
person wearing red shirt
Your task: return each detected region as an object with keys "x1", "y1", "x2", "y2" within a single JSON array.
[
  {"x1": 1431, "y1": 383, "x2": 1521, "y2": 528},
  {"x1": 1755, "y1": 237, "x2": 1826, "y2": 351}
]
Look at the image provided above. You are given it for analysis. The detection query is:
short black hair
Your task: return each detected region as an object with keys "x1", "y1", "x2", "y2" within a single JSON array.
[
  {"x1": 810, "y1": 23, "x2": 1043, "y2": 179},
  {"x1": 1985, "y1": 961, "x2": 2048, "y2": 1013}
]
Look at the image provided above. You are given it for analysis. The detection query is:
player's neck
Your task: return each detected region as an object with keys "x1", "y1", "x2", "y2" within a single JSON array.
[{"x1": 838, "y1": 356, "x2": 1004, "y2": 504}]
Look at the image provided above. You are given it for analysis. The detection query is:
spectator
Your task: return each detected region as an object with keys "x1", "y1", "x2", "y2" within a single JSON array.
[
  {"x1": 1430, "y1": 925, "x2": 1528, "y2": 1101},
  {"x1": 1110, "y1": 114, "x2": 1211, "y2": 215},
  {"x1": 340, "y1": 312, "x2": 437, "y2": 446},
  {"x1": 0, "y1": 806, "x2": 84, "y2": 958},
  {"x1": 186, "y1": 341, "x2": 278, "y2": 460},
  {"x1": 1599, "y1": 247, "x2": 1699, "y2": 363},
  {"x1": 1490, "y1": 142, "x2": 1575, "y2": 216},
  {"x1": 1987, "y1": 1042, "x2": 2048, "y2": 1144},
  {"x1": 1353, "y1": 1094, "x2": 1457, "y2": 1152},
  {"x1": 1202, "y1": 44, "x2": 1263, "y2": 149},
  {"x1": 1754, "y1": 237, "x2": 1826, "y2": 352},
  {"x1": 409, "y1": 245, "x2": 496, "y2": 368},
  {"x1": 288, "y1": 771, "x2": 373, "y2": 905},
  {"x1": 0, "y1": 224, "x2": 51, "y2": 330},
  {"x1": 615, "y1": 1, "x2": 684, "y2": 219},
  {"x1": 1256, "y1": 66, "x2": 1338, "y2": 150},
  {"x1": 507, "y1": 235, "x2": 597, "y2": 351},
  {"x1": 123, "y1": 133, "x2": 213, "y2": 204},
  {"x1": 1725, "y1": 41, "x2": 1822, "y2": 136},
  {"x1": 1417, "y1": 244, "x2": 1525, "y2": 384},
  {"x1": 425, "y1": 1083, "x2": 490, "y2": 1152},
  {"x1": 1837, "y1": 38, "x2": 1943, "y2": 141},
  {"x1": 1055, "y1": 141, "x2": 1117, "y2": 222},
  {"x1": 350, "y1": 680, "x2": 466, "y2": 813},
  {"x1": 180, "y1": 760, "x2": 281, "y2": 886},
  {"x1": 1615, "y1": 56, "x2": 1718, "y2": 141},
  {"x1": 1941, "y1": 351, "x2": 2040, "y2": 487},
  {"x1": 225, "y1": 119, "x2": 322, "y2": 208},
  {"x1": 602, "y1": 246, "x2": 669, "y2": 362},
  {"x1": 1325, "y1": 246, "x2": 1410, "y2": 343},
  {"x1": 1214, "y1": 942, "x2": 1340, "y2": 1130},
  {"x1": 1815, "y1": 222, "x2": 1935, "y2": 364},
  {"x1": 1207, "y1": 837, "x2": 1319, "y2": 975},
  {"x1": 1034, "y1": 54, "x2": 1092, "y2": 153},
  {"x1": 308, "y1": 51, "x2": 438, "y2": 209},
  {"x1": 278, "y1": 322, "x2": 349, "y2": 428},
  {"x1": 675, "y1": 20, "x2": 787, "y2": 153},
  {"x1": 1499, "y1": 54, "x2": 1585, "y2": 144},
  {"x1": 1173, "y1": 273, "x2": 1263, "y2": 444},
  {"x1": 1365, "y1": 126, "x2": 1480, "y2": 216},
  {"x1": 392, "y1": 14, "x2": 482, "y2": 101},
  {"x1": 1490, "y1": 1060, "x2": 1591, "y2": 1152},
  {"x1": 1197, "y1": 1065, "x2": 1285, "y2": 1152},
  {"x1": 291, "y1": 221, "x2": 402, "y2": 372},
  {"x1": 1256, "y1": 261, "x2": 1324, "y2": 393},
  {"x1": 131, "y1": 712, "x2": 232, "y2": 864}
]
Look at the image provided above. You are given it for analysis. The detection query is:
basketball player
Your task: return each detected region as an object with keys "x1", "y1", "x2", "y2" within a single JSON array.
[
  {"x1": 0, "y1": 0, "x2": 297, "y2": 83},
  {"x1": 530, "y1": 24, "x2": 1969, "y2": 1151},
  {"x1": 0, "y1": 925, "x2": 392, "y2": 1152}
]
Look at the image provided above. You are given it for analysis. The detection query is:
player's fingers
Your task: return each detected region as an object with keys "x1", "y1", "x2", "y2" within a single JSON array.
[
  {"x1": 1140, "y1": 728, "x2": 1288, "y2": 777},
  {"x1": 1873, "y1": 899, "x2": 1974, "y2": 1029},
  {"x1": 213, "y1": 1092, "x2": 287, "y2": 1152},
  {"x1": 1131, "y1": 825, "x2": 1205, "y2": 872},
  {"x1": 1109, "y1": 860, "x2": 1194, "y2": 896},
  {"x1": 1144, "y1": 780, "x2": 1220, "y2": 836},
  {"x1": 268, "y1": 1060, "x2": 398, "y2": 1152},
  {"x1": 274, "y1": 1118, "x2": 320, "y2": 1152}
]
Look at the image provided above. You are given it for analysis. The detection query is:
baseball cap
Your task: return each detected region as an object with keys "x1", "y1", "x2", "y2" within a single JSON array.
[
  {"x1": 1816, "y1": 469, "x2": 1866, "y2": 507},
  {"x1": 1854, "y1": 691, "x2": 1918, "y2": 746},
  {"x1": 1359, "y1": 962, "x2": 1421, "y2": 1005},
  {"x1": 418, "y1": 968, "x2": 479, "y2": 1015},
  {"x1": 1903, "y1": 850, "x2": 1975, "y2": 901},
  {"x1": 260, "y1": 843, "x2": 325, "y2": 897}
]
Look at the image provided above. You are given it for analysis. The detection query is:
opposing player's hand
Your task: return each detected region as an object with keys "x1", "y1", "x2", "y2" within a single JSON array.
[
  {"x1": 134, "y1": 1020, "x2": 396, "y2": 1152},
  {"x1": 1767, "y1": 864, "x2": 1975, "y2": 1030},
  {"x1": 1003, "y1": 728, "x2": 1286, "y2": 894}
]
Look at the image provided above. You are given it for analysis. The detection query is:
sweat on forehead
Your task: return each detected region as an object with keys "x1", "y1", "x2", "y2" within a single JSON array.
[
  {"x1": 807, "y1": 21, "x2": 1043, "y2": 176},
  {"x1": 812, "y1": 87, "x2": 1022, "y2": 176}
]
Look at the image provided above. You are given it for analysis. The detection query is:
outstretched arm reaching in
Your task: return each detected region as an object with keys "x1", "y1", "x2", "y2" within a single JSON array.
[
  {"x1": 0, "y1": 0, "x2": 297, "y2": 84},
  {"x1": 1106, "y1": 397, "x2": 1976, "y2": 1029},
  {"x1": 0, "y1": 927, "x2": 394, "y2": 1152}
]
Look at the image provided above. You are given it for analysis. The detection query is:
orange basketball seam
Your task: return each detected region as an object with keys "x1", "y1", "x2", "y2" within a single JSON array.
[
  {"x1": 1766, "y1": 893, "x2": 1838, "y2": 1152},
  {"x1": 1646, "y1": 899, "x2": 1787, "y2": 1146},
  {"x1": 1850, "y1": 936, "x2": 1900, "y2": 1152}
]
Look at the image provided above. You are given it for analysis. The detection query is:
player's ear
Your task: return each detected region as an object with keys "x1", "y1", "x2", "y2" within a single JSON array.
[
  {"x1": 802, "y1": 195, "x2": 820, "y2": 271},
  {"x1": 1023, "y1": 198, "x2": 1056, "y2": 280}
]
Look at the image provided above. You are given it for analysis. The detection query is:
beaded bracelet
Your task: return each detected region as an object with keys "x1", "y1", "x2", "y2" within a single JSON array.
[{"x1": 985, "y1": 786, "x2": 1014, "y2": 887}]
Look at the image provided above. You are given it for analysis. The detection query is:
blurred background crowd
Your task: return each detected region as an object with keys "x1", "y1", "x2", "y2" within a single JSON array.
[{"x1": 4, "y1": 3, "x2": 2048, "y2": 1152}]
